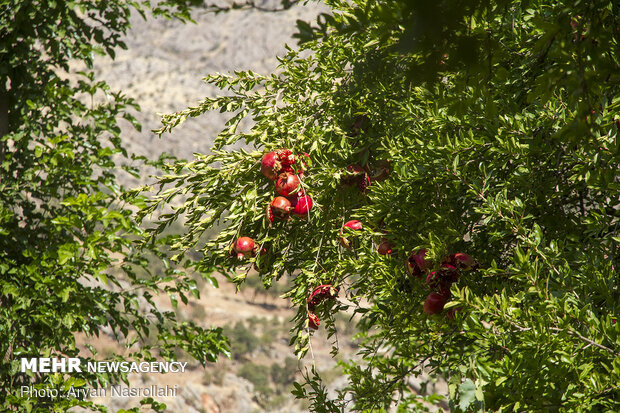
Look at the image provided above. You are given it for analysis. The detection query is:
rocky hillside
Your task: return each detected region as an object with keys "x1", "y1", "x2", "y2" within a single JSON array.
[{"x1": 94, "y1": 0, "x2": 329, "y2": 161}]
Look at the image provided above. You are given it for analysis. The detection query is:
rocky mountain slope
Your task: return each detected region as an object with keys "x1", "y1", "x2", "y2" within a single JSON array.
[{"x1": 94, "y1": 0, "x2": 329, "y2": 161}]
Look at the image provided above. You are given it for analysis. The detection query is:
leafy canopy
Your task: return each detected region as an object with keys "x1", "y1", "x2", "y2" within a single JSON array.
[
  {"x1": 0, "y1": 1, "x2": 228, "y2": 411},
  {"x1": 148, "y1": 0, "x2": 619, "y2": 411}
]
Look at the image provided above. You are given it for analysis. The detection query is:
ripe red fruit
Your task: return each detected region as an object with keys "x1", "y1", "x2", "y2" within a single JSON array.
[
  {"x1": 277, "y1": 148, "x2": 295, "y2": 166},
  {"x1": 406, "y1": 249, "x2": 430, "y2": 278},
  {"x1": 339, "y1": 220, "x2": 363, "y2": 248},
  {"x1": 261, "y1": 151, "x2": 280, "y2": 180},
  {"x1": 342, "y1": 164, "x2": 371, "y2": 192},
  {"x1": 308, "y1": 284, "x2": 339, "y2": 310},
  {"x1": 347, "y1": 164, "x2": 365, "y2": 175},
  {"x1": 426, "y1": 264, "x2": 458, "y2": 295},
  {"x1": 291, "y1": 195, "x2": 313, "y2": 217},
  {"x1": 275, "y1": 172, "x2": 301, "y2": 197},
  {"x1": 377, "y1": 239, "x2": 394, "y2": 255},
  {"x1": 231, "y1": 237, "x2": 257, "y2": 259},
  {"x1": 344, "y1": 220, "x2": 363, "y2": 231},
  {"x1": 453, "y1": 253, "x2": 478, "y2": 270},
  {"x1": 423, "y1": 292, "x2": 448, "y2": 315},
  {"x1": 266, "y1": 196, "x2": 292, "y2": 223},
  {"x1": 308, "y1": 313, "x2": 320, "y2": 330},
  {"x1": 444, "y1": 252, "x2": 478, "y2": 271},
  {"x1": 261, "y1": 149, "x2": 296, "y2": 180}
]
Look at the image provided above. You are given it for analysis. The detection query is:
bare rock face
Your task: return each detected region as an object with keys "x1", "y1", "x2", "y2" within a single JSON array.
[
  {"x1": 93, "y1": 0, "x2": 329, "y2": 161},
  {"x1": 201, "y1": 393, "x2": 221, "y2": 413}
]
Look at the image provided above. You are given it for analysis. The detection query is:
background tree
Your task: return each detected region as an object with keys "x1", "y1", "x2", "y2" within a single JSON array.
[
  {"x1": 146, "y1": 0, "x2": 620, "y2": 411},
  {"x1": 0, "y1": 1, "x2": 229, "y2": 411}
]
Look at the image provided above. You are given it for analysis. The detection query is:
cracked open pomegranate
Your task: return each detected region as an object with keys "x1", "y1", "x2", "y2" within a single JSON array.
[
  {"x1": 308, "y1": 284, "x2": 339, "y2": 310},
  {"x1": 261, "y1": 149, "x2": 296, "y2": 180},
  {"x1": 266, "y1": 196, "x2": 292, "y2": 223},
  {"x1": 308, "y1": 313, "x2": 320, "y2": 330}
]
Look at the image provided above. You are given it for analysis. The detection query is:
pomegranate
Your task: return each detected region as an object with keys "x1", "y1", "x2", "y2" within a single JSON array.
[
  {"x1": 291, "y1": 195, "x2": 313, "y2": 217},
  {"x1": 406, "y1": 249, "x2": 430, "y2": 278},
  {"x1": 266, "y1": 196, "x2": 292, "y2": 223},
  {"x1": 308, "y1": 313, "x2": 320, "y2": 330},
  {"x1": 275, "y1": 172, "x2": 301, "y2": 197},
  {"x1": 377, "y1": 239, "x2": 394, "y2": 255},
  {"x1": 261, "y1": 151, "x2": 280, "y2": 180},
  {"x1": 358, "y1": 173, "x2": 371, "y2": 192},
  {"x1": 339, "y1": 220, "x2": 363, "y2": 248},
  {"x1": 231, "y1": 237, "x2": 257, "y2": 259},
  {"x1": 426, "y1": 264, "x2": 459, "y2": 293},
  {"x1": 260, "y1": 149, "x2": 296, "y2": 180},
  {"x1": 453, "y1": 253, "x2": 478, "y2": 270},
  {"x1": 308, "y1": 284, "x2": 339, "y2": 310},
  {"x1": 423, "y1": 292, "x2": 448, "y2": 315},
  {"x1": 342, "y1": 164, "x2": 371, "y2": 192},
  {"x1": 277, "y1": 148, "x2": 295, "y2": 166},
  {"x1": 368, "y1": 160, "x2": 390, "y2": 182},
  {"x1": 443, "y1": 253, "x2": 478, "y2": 271}
]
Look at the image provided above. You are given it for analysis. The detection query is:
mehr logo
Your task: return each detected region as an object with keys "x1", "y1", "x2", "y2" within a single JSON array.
[
  {"x1": 21, "y1": 358, "x2": 81, "y2": 373},
  {"x1": 20, "y1": 358, "x2": 188, "y2": 374}
]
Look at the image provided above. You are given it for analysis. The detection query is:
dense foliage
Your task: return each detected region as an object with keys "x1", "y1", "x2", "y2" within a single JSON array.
[
  {"x1": 147, "y1": 0, "x2": 620, "y2": 411},
  {"x1": 0, "y1": 1, "x2": 229, "y2": 411}
]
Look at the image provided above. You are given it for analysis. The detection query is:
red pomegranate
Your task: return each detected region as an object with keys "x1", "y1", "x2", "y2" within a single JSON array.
[
  {"x1": 266, "y1": 196, "x2": 292, "y2": 223},
  {"x1": 308, "y1": 284, "x2": 339, "y2": 310},
  {"x1": 260, "y1": 149, "x2": 297, "y2": 180},
  {"x1": 443, "y1": 252, "x2": 478, "y2": 271},
  {"x1": 426, "y1": 264, "x2": 459, "y2": 290},
  {"x1": 275, "y1": 172, "x2": 301, "y2": 197},
  {"x1": 342, "y1": 164, "x2": 371, "y2": 192},
  {"x1": 368, "y1": 160, "x2": 390, "y2": 182},
  {"x1": 446, "y1": 307, "x2": 462, "y2": 320},
  {"x1": 453, "y1": 253, "x2": 478, "y2": 270},
  {"x1": 231, "y1": 237, "x2": 257, "y2": 259},
  {"x1": 291, "y1": 195, "x2": 313, "y2": 217},
  {"x1": 423, "y1": 292, "x2": 448, "y2": 315},
  {"x1": 377, "y1": 239, "x2": 394, "y2": 255},
  {"x1": 261, "y1": 151, "x2": 280, "y2": 180},
  {"x1": 339, "y1": 220, "x2": 363, "y2": 248},
  {"x1": 406, "y1": 249, "x2": 430, "y2": 278}
]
